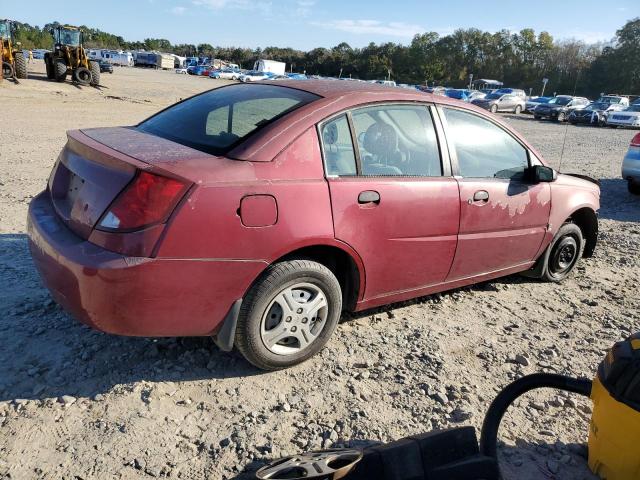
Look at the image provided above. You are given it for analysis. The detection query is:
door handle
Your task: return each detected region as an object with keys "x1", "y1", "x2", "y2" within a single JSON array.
[
  {"x1": 470, "y1": 190, "x2": 489, "y2": 203},
  {"x1": 358, "y1": 190, "x2": 380, "y2": 205}
]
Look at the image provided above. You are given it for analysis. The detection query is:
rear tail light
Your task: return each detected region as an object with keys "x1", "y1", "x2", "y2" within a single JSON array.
[
  {"x1": 98, "y1": 171, "x2": 189, "y2": 231},
  {"x1": 631, "y1": 133, "x2": 640, "y2": 147}
]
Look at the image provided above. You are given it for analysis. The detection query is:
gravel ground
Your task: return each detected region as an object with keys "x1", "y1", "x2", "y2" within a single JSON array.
[{"x1": 1, "y1": 62, "x2": 639, "y2": 480}]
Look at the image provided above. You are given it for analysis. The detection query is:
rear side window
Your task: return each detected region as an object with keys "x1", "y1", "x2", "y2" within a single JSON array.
[
  {"x1": 138, "y1": 84, "x2": 319, "y2": 155},
  {"x1": 321, "y1": 115, "x2": 357, "y2": 176},
  {"x1": 443, "y1": 108, "x2": 529, "y2": 180}
]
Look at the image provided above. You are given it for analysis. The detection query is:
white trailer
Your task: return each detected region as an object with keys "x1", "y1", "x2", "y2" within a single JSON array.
[
  {"x1": 254, "y1": 59, "x2": 286, "y2": 75},
  {"x1": 103, "y1": 50, "x2": 134, "y2": 67}
]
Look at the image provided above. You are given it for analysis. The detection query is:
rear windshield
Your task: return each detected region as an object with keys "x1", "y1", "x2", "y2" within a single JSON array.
[{"x1": 137, "y1": 84, "x2": 319, "y2": 155}]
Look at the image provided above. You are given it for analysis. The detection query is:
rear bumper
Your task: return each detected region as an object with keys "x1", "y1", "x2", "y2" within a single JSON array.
[{"x1": 27, "y1": 191, "x2": 266, "y2": 336}]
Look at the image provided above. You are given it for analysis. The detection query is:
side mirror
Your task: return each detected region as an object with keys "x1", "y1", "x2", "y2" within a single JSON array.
[{"x1": 529, "y1": 165, "x2": 557, "y2": 183}]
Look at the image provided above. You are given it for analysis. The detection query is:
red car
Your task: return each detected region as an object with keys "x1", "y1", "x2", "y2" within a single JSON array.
[{"x1": 28, "y1": 81, "x2": 600, "y2": 370}]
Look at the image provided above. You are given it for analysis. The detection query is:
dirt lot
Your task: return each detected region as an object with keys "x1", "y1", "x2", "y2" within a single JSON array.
[{"x1": 1, "y1": 61, "x2": 639, "y2": 480}]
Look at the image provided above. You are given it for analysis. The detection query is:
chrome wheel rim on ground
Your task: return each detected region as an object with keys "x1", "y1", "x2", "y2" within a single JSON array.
[
  {"x1": 256, "y1": 449, "x2": 362, "y2": 480},
  {"x1": 260, "y1": 282, "x2": 329, "y2": 355},
  {"x1": 549, "y1": 236, "x2": 578, "y2": 276}
]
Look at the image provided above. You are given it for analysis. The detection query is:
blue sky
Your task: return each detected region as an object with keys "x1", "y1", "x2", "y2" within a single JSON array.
[{"x1": 1, "y1": 0, "x2": 636, "y2": 50}]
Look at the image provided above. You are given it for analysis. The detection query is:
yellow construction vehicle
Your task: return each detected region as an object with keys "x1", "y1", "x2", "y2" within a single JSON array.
[
  {"x1": 44, "y1": 25, "x2": 99, "y2": 86},
  {"x1": 1, "y1": 19, "x2": 28, "y2": 82}
]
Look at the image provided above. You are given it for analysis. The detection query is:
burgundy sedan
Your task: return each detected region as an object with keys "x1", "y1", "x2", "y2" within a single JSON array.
[{"x1": 28, "y1": 81, "x2": 600, "y2": 370}]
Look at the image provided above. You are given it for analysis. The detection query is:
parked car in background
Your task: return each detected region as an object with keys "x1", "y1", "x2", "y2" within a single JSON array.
[
  {"x1": 598, "y1": 95, "x2": 630, "y2": 107},
  {"x1": 239, "y1": 70, "x2": 272, "y2": 82},
  {"x1": 568, "y1": 101, "x2": 614, "y2": 126},
  {"x1": 622, "y1": 132, "x2": 640, "y2": 194},
  {"x1": 175, "y1": 68, "x2": 188, "y2": 74},
  {"x1": 445, "y1": 89, "x2": 473, "y2": 102},
  {"x1": 533, "y1": 96, "x2": 590, "y2": 122},
  {"x1": 286, "y1": 73, "x2": 307, "y2": 80},
  {"x1": 27, "y1": 81, "x2": 600, "y2": 370},
  {"x1": 494, "y1": 88, "x2": 526, "y2": 98},
  {"x1": 467, "y1": 91, "x2": 486, "y2": 102},
  {"x1": 471, "y1": 92, "x2": 526, "y2": 113},
  {"x1": 98, "y1": 60, "x2": 113, "y2": 74},
  {"x1": 606, "y1": 104, "x2": 640, "y2": 129},
  {"x1": 192, "y1": 65, "x2": 212, "y2": 76},
  {"x1": 479, "y1": 88, "x2": 496, "y2": 95},
  {"x1": 210, "y1": 68, "x2": 242, "y2": 80},
  {"x1": 525, "y1": 96, "x2": 551, "y2": 113}
]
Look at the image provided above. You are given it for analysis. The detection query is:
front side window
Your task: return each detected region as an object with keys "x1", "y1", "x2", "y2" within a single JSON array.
[
  {"x1": 443, "y1": 108, "x2": 529, "y2": 180},
  {"x1": 351, "y1": 105, "x2": 441, "y2": 176},
  {"x1": 138, "y1": 84, "x2": 319, "y2": 156}
]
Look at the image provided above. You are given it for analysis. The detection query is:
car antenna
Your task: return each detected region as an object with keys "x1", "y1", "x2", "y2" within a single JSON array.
[{"x1": 557, "y1": 72, "x2": 581, "y2": 173}]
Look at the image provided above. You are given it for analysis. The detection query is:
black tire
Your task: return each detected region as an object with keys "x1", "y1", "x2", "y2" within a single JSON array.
[
  {"x1": 534, "y1": 115, "x2": 541, "y2": 120},
  {"x1": 539, "y1": 223, "x2": 585, "y2": 282},
  {"x1": 73, "y1": 66, "x2": 92, "y2": 85},
  {"x1": 54, "y1": 60, "x2": 68, "y2": 82},
  {"x1": 235, "y1": 259, "x2": 342, "y2": 370},
  {"x1": 2, "y1": 61, "x2": 14, "y2": 79},
  {"x1": 490, "y1": 104, "x2": 498, "y2": 113},
  {"x1": 514, "y1": 105, "x2": 522, "y2": 114},
  {"x1": 14, "y1": 53, "x2": 27, "y2": 79},
  {"x1": 44, "y1": 54, "x2": 55, "y2": 79},
  {"x1": 628, "y1": 180, "x2": 640, "y2": 195},
  {"x1": 557, "y1": 112, "x2": 566, "y2": 122},
  {"x1": 89, "y1": 61, "x2": 100, "y2": 86}
]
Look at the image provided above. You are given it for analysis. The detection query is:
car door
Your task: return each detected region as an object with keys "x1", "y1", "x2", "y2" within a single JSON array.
[
  {"x1": 499, "y1": 94, "x2": 516, "y2": 112},
  {"x1": 439, "y1": 107, "x2": 551, "y2": 280},
  {"x1": 320, "y1": 104, "x2": 460, "y2": 301}
]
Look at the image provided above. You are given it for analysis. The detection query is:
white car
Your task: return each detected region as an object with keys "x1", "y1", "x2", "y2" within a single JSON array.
[
  {"x1": 175, "y1": 68, "x2": 188, "y2": 74},
  {"x1": 606, "y1": 104, "x2": 640, "y2": 128},
  {"x1": 239, "y1": 71, "x2": 272, "y2": 82}
]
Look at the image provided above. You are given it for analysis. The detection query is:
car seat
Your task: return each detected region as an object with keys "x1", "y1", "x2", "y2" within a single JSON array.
[
  {"x1": 323, "y1": 122, "x2": 356, "y2": 175},
  {"x1": 362, "y1": 122, "x2": 403, "y2": 175}
]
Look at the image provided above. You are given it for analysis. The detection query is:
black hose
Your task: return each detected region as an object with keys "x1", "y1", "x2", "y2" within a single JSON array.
[{"x1": 479, "y1": 373, "x2": 593, "y2": 458}]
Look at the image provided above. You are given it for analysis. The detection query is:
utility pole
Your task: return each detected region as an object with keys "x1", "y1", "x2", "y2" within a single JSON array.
[
  {"x1": 541, "y1": 77, "x2": 549, "y2": 97},
  {"x1": 468, "y1": 73, "x2": 473, "y2": 90}
]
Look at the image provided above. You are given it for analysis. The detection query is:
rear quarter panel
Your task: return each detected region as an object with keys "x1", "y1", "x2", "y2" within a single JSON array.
[{"x1": 157, "y1": 128, "x2": 336, "y2": 261}]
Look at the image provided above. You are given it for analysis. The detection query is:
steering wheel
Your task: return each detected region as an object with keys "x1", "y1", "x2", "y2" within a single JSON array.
[{"x1": 256, "y1": 449, "x2": 363, "y2": 480}]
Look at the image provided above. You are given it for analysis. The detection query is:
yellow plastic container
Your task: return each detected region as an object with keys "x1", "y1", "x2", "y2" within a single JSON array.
[{"x1": 588, "y1": 342, "x2": 640, "y2": 479}]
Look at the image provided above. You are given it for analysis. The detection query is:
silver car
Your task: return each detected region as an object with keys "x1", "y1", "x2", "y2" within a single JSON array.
[
  {"x1": 622, "y1": 132, "x2": 640, "y2": 194},
  {"x1": 471, "y1": 93, "x2": 526, "y2": 114}
]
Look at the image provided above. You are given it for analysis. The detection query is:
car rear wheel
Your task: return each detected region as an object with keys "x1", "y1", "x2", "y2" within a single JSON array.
[
  {"x1": 490, "y1": 104, "x2": 498, "y2": 113},
  {"x1": 235, "y1": 259, "x2": 342, "y2": 370},
  {"x1": 557, "y1": 112, "x2": 566, "y2": 122},
  {"x1": 628, "y1": 180, "x2": 640, "y2": 195},
  {"x1": 514, "y1": 105, "x2": 522, "y2": 114},
  {"x1": 538, "y1": 223, "x2": 584, "y2": 282}
]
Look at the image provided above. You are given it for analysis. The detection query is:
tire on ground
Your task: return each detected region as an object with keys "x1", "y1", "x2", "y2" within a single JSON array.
[
  {"x1": 73, "y1": 66, "x2": 92, "y2": 85},
  {"x1": 14, "y1": 53, "x2": 27, "y2": 79},
  {"x1": 2, "y1": 61, "x2": 15, "y2": 79},
  {"x1": 628, "y1": 180, "x2": 640, "y2": 195},
  {"x1": 54, "y1": 60, "x2": 68, "y2": 82},
  {"x1": 234, "y1": 259, "x2": 342, "y2": 370},
  {"x1": 89, "y1": 61, "x2": 100, "y2": 86},
  {"x1": 537, "y1": 223, "x2": 585, "y2": 282},
  {"x1": 44, "y1": 54, "x2": 55, "y2": 79}
]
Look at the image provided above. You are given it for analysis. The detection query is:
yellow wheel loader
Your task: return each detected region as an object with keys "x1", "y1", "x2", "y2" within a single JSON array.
[
  {"x1": 1, "y1": 19, "x2": 28, "y2": 82},
  {"x1": 44, "y1": 25, "x2": 99, "y2": 86}
]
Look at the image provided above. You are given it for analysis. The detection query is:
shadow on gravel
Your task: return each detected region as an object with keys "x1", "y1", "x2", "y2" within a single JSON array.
[
  {"x1": 227, "y1": 439, "x2": 594, "y2": 480},
  {"x1": 0, "y1": 234, "x2": 262, "y2": 404},
  {"x1": 597, "y1": 178, "x2": 640, "y2": 223}
]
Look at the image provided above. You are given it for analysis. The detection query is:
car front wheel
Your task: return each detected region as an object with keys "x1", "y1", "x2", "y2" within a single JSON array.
[
  {"x1": 538, "y1": 223, "x2": 585, "y2": 282},
  {"x1": 490, "y1": 104, "x2": 498, "y2": 113},
  {"x1": 234, "y1": 259, "x2": 342, "y2": 370}
]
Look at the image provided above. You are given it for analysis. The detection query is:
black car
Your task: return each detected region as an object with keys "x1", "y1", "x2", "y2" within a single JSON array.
[
  {"x1": 98, "y1": 60, "x2": 113, "y2": 73},
  {"x1": 533, "y1": 95, "x2": 590, "y2": 122},
  {"x1": 568, "y1": 102, "x2": 611, "y2": 126}
]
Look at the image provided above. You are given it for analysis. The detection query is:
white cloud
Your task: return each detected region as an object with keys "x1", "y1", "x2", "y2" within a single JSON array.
[
  {"x1": 295, "y1": 0, "x2": 315, "y2": 17},
  {"x1": 311, "y1": 19, "x2": 424, "y2": 38},
  {"x1": 171, "y1": 6, "x2": 186, "y2": 15},
  {"x1": 561, "y1": 30, "x2": 613, "y2": 44}
]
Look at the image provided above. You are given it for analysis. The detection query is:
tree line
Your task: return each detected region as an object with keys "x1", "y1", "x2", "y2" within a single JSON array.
[{"x1": 9, "y1": 18, "x2": 640, "y2": 98}]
